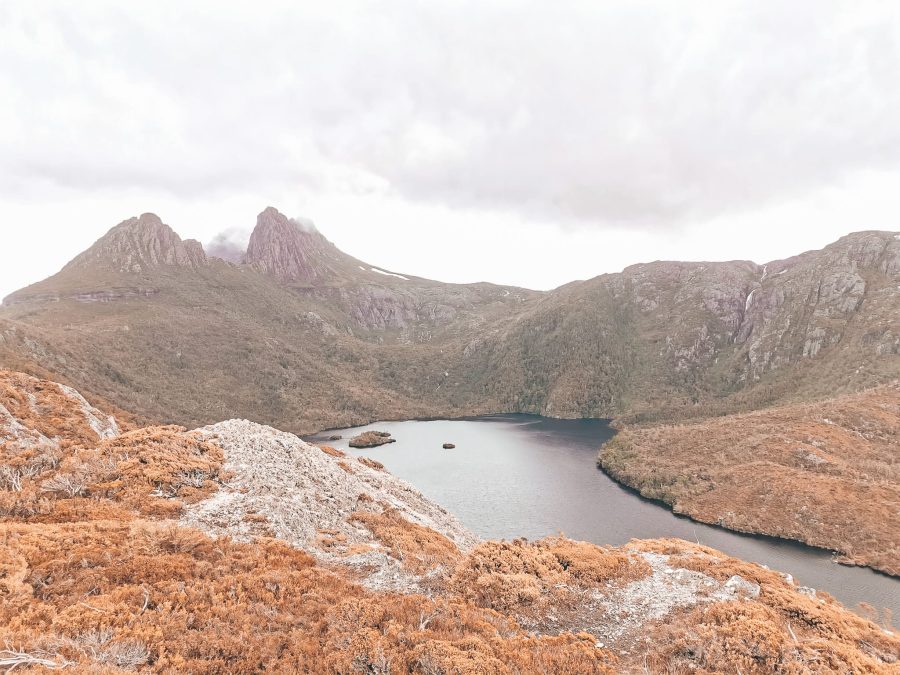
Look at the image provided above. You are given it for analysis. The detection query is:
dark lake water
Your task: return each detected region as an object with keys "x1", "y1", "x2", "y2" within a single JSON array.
[{"x1": 310, "y1": 414, "x2": 899, "y2": 617}]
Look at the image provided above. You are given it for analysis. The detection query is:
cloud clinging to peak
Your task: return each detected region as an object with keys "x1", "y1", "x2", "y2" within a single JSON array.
[{"x1": 206, "y1": 228, "x2": 250, "y2": 263}]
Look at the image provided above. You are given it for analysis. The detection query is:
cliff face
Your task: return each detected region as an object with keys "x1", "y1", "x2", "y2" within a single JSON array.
[
  {"x1": 463, "y1": 230, "x2": 900, "y2": 421},
  {"x1": 244, "y1": 207, "x2": 350, "y2": 283},
  {"x1": 736, "y1": 232, "x2": 900, "y2": 377},
  {"x1": 0, "y1": 209, "x2": 897, "y2": 432}
]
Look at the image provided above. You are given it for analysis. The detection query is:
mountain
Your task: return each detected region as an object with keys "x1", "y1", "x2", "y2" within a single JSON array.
[
  {"x1": 243, "y1": 206, "x2": 358, "y2": 283},
  {"x1": 1, "y1": 209, "x2": 898, "y2": 434},
  {"x1": 66, "y1": 212, "x2": 208, "y2": 274},
  {"x1": 2, "y1": 370, "x2": 896, "y2": 672},
  {"x1": 472, "y1": 231, "x2": 900, "y2": 421}
]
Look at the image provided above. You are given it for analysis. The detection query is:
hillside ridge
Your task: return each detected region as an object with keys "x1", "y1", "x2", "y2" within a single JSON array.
[{"x1": 1, "y1": 209, "x2": 897, "y2": 434}]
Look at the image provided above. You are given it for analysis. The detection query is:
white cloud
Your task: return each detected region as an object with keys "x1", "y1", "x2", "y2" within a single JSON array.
[{"x1": 0, "y1": 1, "x2": 899, "y2": 298}]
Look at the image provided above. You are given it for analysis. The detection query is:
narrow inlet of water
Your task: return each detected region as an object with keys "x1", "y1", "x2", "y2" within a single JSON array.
[{"x1": 311, "y1": 414, "x2": 899, "y2": 618}]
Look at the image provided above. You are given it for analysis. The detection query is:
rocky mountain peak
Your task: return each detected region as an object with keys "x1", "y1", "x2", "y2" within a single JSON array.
[
  {"x1": 244, "y1": 206, "x2": 344, "y2": 283},
  {"x1": 823, "y1": 229, "x2": 900, "y2": 271},
  {"x1": 65, "y1": 213, "x2": 208, "y2": 274}
]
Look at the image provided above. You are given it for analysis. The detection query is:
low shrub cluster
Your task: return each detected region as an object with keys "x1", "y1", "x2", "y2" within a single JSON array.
[
  {"x1": 0, "y1": 426, "x2": 224, "y2": 522},
  {"x1": 0, "y1": 521, "x2": 615, "y2": 673},
  {"x1": 627, "y1": 539, "x2": 900, "y2": 673},
  {"x1": 349, "y1": 507, "x2": 462, "y2": 574},
  {"x1": 452, "y1": 537, "x2": 651, "y2": 612}
]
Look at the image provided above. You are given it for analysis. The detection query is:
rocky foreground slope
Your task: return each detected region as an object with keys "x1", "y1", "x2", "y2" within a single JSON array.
[{"x1": 1, "y1": 371, "x2": 897, "y2": 673}]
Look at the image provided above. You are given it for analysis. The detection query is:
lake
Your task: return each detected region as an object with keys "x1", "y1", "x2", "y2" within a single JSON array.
[{"x1": 309, "y1": 414, "x2": 899, "y2": 617}]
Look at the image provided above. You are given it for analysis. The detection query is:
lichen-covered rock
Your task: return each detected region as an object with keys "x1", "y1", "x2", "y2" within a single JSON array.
[
  {"x1": 724, "y1": 574, "x2": 761, "y2": 598},
  {"x1": 182, "y1": 420, "x2": 476, "y2": 590},
  {"x1": 0, "y1": 370, "x2": 119, "y2": 450}
]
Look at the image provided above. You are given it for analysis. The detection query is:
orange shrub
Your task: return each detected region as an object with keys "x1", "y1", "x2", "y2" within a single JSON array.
[
  {"x1": 0, "y1": 521, "x2": 616, "y2": 673},
  {"x1": 349, "y1": 507, "x2": 461, "y2": 574}
]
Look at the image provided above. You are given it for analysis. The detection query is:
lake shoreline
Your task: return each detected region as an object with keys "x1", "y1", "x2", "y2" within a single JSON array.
[
  {"x1": 318, "y1": 415, "x2": 899, "y2": 615},
  {"x1": 313, "y1": 414, "x2": 897, "y2": 582},
  {"x1": 595, "y1": 454, "x2": 900, "y2": 582}
]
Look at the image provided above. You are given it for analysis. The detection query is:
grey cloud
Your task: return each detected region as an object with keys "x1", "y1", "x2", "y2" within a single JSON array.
[
  {"x1": 3, "y1": 1, "x2": 900, "y2": 230},
  {"x1": 290, "y1": 216, "x2": 318, "y2": 233},
  {"x1": 206, "y1": 228, "x2": 250, "y2": 263},
  {"x1": 206, "y1": 217, "x2": 314, "y2": 262}
]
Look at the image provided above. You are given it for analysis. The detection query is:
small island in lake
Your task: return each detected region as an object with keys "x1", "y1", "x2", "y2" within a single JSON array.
[{"x1": 349, "y1": 430, "x2": 396, "y2": 448}]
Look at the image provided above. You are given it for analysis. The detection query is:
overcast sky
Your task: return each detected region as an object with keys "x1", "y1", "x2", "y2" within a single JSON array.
[{"x1": 2, "y1": 1, "x2": 900, "y2": 299}]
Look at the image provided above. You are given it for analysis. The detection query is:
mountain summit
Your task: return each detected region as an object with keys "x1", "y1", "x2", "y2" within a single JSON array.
[
  {"x1": 66, "y1": 213, "x2": 207, "y2": 274},
  {"x1": 244, "y1": 207, "x2": 350, "y2": 283},
  {"x1": 1, "y1": 213, "x2": 896, "y2": 434}
]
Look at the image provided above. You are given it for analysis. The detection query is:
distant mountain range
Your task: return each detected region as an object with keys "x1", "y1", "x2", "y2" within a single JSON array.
[{"x1": 1, "y1": 207, "x2": 898, "y2": 433}]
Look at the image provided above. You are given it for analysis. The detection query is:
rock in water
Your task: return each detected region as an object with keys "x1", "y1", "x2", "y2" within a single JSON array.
[{"x1": 349, "y1": 430, "x2": 396, "y2": 448}]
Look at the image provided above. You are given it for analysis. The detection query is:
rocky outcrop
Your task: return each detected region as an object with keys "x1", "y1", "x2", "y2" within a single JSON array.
[
  {"x1": 349, "y1": 430, "x2": 396, "y2": 448},
  {"x1": 65, "y1": 213, "x2": 208, "y2": 274},
  {"x1": 244, "y1": 207, "x2": 348, "y2": 283},
  {"x1": 0, "y1": 370, "x2": 119, "y2": 451},
  {"x1": 183, "y1": 419, "x2": 475, "y2": 590}
]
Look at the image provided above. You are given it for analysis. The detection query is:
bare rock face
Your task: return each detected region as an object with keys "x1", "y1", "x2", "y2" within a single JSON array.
[
  {"x1": 736, "y1": 231, "x2": 900, "y2": 378},
  {"x1": 245, "y1": 207, "x2": 346, "y2": 283},
  {"x1": 0, "y1": 370, "x2": 119, "y2": 453},
  {"x1": 66, "y1": 213, "x2": 208, "y2": 274}
]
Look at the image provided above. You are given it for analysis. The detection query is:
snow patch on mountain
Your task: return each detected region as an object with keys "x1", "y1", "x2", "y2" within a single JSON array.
[{"x1": 371, "y1": 267, "x2": 410, "y2": 280}]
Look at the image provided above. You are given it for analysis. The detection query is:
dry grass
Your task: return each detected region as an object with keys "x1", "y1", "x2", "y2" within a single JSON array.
[
  {"x1": 452, "y1": 537, "x2": 651, "y2": 613},
  {"x1": 602, "y1": 384, "x2": 900, "y2": 574},
  {"x1": 350, "y1": 507, "x2": 462, "y2": 574},
  {"x1": 316, "y1": 444, "x2": 345, "y2": 458},
  {"x1": 357, "y1": 455, "x2": 385, "y2": 471},
  {"x1": 0, "y1": 521, "x2": 615, "y2": 674},
  {"x1": 0, "y1": 370, "x2": 113, "y2": 449},
  {"x1": 626, "y1": 539, "x2": 900, "y2": 673},
  {"x1": 2, "y1": 370, "x2": 897, "y2": 673},
  {"x1": 0, "y1": 425, "x2": 225, "y2": 523}
]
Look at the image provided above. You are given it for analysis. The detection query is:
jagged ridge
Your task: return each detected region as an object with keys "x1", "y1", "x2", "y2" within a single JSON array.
[
  {"x1": 1, "y1": 211, "x2": 897, "y2": 432},
  {"x1": 65, "y1": 213, "x2": 207, "y2": 273}
]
